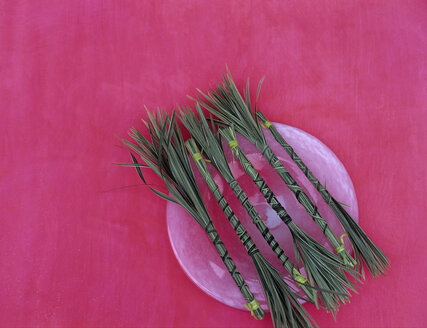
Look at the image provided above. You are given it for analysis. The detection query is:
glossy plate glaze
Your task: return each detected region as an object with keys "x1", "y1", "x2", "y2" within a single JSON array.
[{"x1": 167, "y1": 123, "x2": 358, "y2": 311}]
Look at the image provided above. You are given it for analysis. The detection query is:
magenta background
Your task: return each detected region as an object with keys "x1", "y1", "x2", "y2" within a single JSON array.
[{"x1": 1, "y1": 1, "x2": 426, "y2": 327}]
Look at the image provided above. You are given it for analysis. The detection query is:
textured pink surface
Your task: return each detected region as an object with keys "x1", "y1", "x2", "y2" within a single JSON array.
[
  {"x1": 1, "y1": 1, "x2": 426, "y2": 327},
  {"x1": 167, "y1": 123, "x2": 359, "y2": 311}
]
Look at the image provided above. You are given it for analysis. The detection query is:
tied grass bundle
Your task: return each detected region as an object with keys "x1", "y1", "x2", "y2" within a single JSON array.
[
  {"x1": 220, "y1": 127, "x2": 357, "y2": 313},
  {"x1": 257, "y1": 111, "x2": 389, "y2": 278},
  {"x1": 120, "y1": 110, "x2": 264, "y2": 320},
  {"x1": 195, "y1": 70, "x2": 357, "y2": 273},
  {"x1": 186, "y1": 138, "x2": 317, "y2": 328}
]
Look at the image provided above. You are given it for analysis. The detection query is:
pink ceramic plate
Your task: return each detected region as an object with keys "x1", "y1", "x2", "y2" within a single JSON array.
[{"x1": 166, "y1": 123, "x2": 358, "y2": 311}]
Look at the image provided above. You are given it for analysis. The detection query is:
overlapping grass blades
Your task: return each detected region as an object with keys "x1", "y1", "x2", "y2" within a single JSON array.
[
  {"x1": 220, "y1": 126, "x2": 356, "y2": 312},
  {"x1": 186, "y1": 138, "x2": 317, "y2": 328},
  {"x1": 123, "y1": 110, "x2": 318, "y2": 326},
  {"x1": 180, "y1": 104, "x2": 356, "y2": 314},
  {"x1": 194, "y1": 70, "x2": 357, "y2": 274},
  {"x1": 120, "y1": 110, "x2": 264, "y2": 320},
  {"x1": 179, "y1": 105, "x2": 304, "y2": 283},
  {"x1": 257, "y1": 110, "x2": 389, "y2": 278}
]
